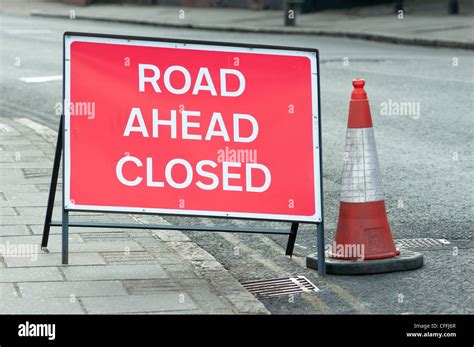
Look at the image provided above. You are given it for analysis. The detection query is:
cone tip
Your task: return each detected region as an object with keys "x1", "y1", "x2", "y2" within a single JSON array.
[{"x1": 352, "y1": 79, "x2": 365, "y2": 89}]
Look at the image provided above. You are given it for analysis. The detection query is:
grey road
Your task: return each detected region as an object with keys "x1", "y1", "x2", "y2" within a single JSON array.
[{"x1": 1, "y1": 14, "x2": 473, "y2": 314}]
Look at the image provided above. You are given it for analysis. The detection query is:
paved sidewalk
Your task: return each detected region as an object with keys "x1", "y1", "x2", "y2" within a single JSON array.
[
  {"x1": 1, "y1": 0, "x2": 473, "y2": 49},
  {"x1": 0, "y1": 116, "x2": 268, "y2": 314}
]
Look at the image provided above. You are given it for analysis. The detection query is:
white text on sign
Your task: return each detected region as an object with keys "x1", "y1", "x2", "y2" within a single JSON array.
[{"x1": 115, "y1": 63, "x2": 271, "y2": 193}]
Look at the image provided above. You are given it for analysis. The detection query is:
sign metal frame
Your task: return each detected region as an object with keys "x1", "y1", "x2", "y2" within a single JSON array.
[{"x1": 41, "y1": 32, "x2": 326, "y2": 276}]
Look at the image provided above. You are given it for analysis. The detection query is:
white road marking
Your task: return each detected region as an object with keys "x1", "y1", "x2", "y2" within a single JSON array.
[
  {"x1": 19, "y1": 75, "x2": 62, "y2": 83},
  {"x1": 0, "y1": 100, "x2": 51, "y2": 119},
  {"x1": 329, "y1": 65, "x2": 474, "y2": 84},
  {"x1": 6, "y1": 29, "x2": 53, "y2": 35},
  {"x1": 0, "y1": 123, "x2": 13, "y2": 133},
  {"x1": 14, "y1": 118, "x2": 57, "y2": 140}
]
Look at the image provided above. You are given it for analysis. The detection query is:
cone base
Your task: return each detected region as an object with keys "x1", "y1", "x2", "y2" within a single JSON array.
[
  {"x1": 307, "y1": 250, "x2": 423, "y2": 275},
  {"x1": 328, "y1": 248, "x2": 400, "y2": 261}
]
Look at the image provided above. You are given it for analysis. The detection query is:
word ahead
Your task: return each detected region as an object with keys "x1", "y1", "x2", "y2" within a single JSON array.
[{"x1": 64, "y1": 35, "x2": 322, "y2": 222}]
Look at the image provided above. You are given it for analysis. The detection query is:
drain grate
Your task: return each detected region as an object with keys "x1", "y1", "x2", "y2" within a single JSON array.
[
  {"x1": 80, "y1": 232, "x2": 129, "y2": 242},
  {"x1": 101, "y1": 251, "x2": 159, "y2": 265},
  {"x1": 242, "y1": 276, "x2": 319, "y2": 298},
  {"x1": 22, "y1": 168, "x2": 54, "y2": 179},
  {"x1": 35, "y1": 183, "x2": 62, "y2": 192},
  {"x1": 395, "y1": 238, "x2": 450, "y2": 249}
]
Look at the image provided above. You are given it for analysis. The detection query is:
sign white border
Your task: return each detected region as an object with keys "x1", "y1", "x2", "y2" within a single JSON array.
[{"x1": 63, "y1": 34, "x2": 322, "y2": 223}]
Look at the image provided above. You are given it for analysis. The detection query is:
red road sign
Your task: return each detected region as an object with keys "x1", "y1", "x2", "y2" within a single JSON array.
[{"x1": 64, "y1": 34, "x2": 322, "y2": 222}]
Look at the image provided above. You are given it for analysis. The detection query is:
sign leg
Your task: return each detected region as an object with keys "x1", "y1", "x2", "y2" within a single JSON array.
[
  {"x1": 62, "y1": 209, "x2": 69, "y2": 265},
  {"x1": 285, "y1": 223, "x2": 299, "y2": 257},
  {"x1": 317, "y1": 222, "x2": 326, "y2": 276},
  {"x1": 41, "y1": 115, "x2": 63, "y2": 249}
]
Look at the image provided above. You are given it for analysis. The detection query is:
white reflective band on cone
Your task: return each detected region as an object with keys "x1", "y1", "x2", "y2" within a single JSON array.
[{"x1": 340, "y1": 127, "x2": 385, "y2": 203}]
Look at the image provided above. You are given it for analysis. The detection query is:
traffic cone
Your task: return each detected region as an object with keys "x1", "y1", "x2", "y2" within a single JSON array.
[
  {"x1": 329, "y1": 79, "x2": 399, "y2": 260},
  {"x1": 306, "y1": 78, "x2": 423, "y2": 274}
]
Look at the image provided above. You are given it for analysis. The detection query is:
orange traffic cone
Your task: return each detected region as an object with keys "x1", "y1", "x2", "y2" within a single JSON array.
[
  {"x1": 330, "y1": 79, "x2": 399, "y2": 261},
  {"x1": 306, "y1": 79, "x2": 423, "y2": 274}
]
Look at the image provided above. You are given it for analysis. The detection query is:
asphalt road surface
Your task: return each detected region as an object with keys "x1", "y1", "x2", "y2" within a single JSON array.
[{"x1": 1, "y1": 14, "x2": 473, "y2": 314}]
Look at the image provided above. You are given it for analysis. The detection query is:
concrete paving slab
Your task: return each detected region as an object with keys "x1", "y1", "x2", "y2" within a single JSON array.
[
  {"x1": 62, "y1": 264, "x2": 168, "y2": 281},
  {"x1": 0, "y1": 297, "x2": 84, "y2": 314},
  {"x1": 18, "y1": 280, "x2": 128, "y2": 298},
  {"x1": 0, "y1": 267, "x2": 63, "y2": 282},
  {"x1": 81, "y1": 292, "x2": 197, "y2": 314}
]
